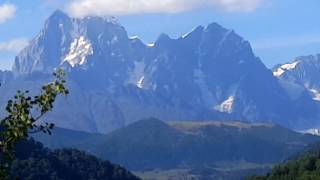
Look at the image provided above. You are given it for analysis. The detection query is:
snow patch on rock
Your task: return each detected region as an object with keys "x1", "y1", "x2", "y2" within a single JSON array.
[
  {"x1": 129, "y1": 36, "x2": 139, "y2": 40},
  {"x1": 309, "y1": 88, "x2": 320, "y2": 101},
  {"x1": 302, "y1": 128, "x2": 320, "y2": 136},
  {"x1": 63, "y1": 36, "x2": 93, "y2": 67},
  {"x1": 137, "y1": 76, "x2": 145, "y2": 89},
  {"x1": 273, "y1": 61, "x2": 299, "y2": 77},
  {"x1": 127, "y1": 61, "x2": 145, "y2": 88},
  {"x1": 214, "y1": 96, "x2": 235, "y2": 113}
]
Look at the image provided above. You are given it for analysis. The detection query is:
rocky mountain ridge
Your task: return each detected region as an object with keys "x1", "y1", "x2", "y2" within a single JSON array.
[{"x1": 0, "y1": 10, "x2": 319, "y2": 133}]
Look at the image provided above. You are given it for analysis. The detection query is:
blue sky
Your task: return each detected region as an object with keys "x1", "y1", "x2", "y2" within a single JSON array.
[{"x1": 0, "y1": 0, "x2": 319, "y2": 70}]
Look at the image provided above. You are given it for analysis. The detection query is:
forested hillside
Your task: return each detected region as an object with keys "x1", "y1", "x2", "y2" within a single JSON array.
[{"x1": 9, "y1": 139, "x2": 139, "y2": 180}]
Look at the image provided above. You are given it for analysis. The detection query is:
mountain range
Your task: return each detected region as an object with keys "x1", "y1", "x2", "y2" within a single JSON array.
[{"x1": 0, "y1": 10, "x2": 320, "y2": 133}]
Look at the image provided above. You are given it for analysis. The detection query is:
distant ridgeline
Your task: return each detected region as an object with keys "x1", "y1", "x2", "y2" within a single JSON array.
[
  {"x1": 33, "y1": 118, "x2": 320, "y2": 180},
  {"x1": 10, "y1": 139, "x2": 139, "y2": 180},
  {"x1": 0, "y1": 10, "x2": 319, "y2": 134}
]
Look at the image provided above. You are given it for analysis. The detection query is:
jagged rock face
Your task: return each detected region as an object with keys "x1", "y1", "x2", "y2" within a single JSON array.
[
  {"x1": 273, "y1": 55, "x2": 320, "y2": 101},
  {"x1": 141, "y1": 24, "x2": 293, "y2": 122},
  {"x1": 2, "y1": 10, "x2": 315, "y2": 133},
  {"x1": 273, "y1": 55, "x2": 320, "y2": 127}
]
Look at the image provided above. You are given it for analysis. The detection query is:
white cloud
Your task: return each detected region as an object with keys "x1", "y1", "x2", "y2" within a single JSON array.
[
  {"x1": 0, "y1": 38, "x2": 29, "y2": 53},
  {"x1": 0, "y1": 3, "x2": 16, "y2": 24},
  {"x1": 66, "y1": 0, "x2": 264, "y2": 17}
]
